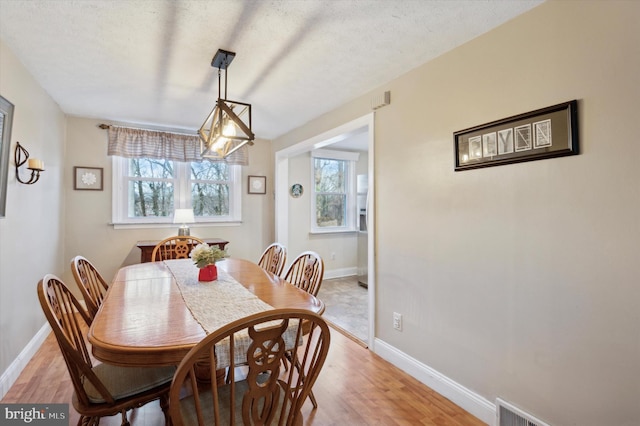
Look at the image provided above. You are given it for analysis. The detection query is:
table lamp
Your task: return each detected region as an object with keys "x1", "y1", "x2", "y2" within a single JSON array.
[{"x1": 173, "y1": 209, "x2": 195, "y2": 236}]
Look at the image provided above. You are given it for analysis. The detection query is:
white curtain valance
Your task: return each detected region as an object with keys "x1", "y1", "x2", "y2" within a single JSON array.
[{"x1": 106, "y1": 125, "x2": 248, "y2": 165}]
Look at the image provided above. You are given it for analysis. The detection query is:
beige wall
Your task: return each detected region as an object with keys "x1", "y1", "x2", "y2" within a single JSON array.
[
  {"x1": 62, "y1": 116, "x2": 276, "y2": 287},
  {"x1": 274, "y1": 2, "x2": 640, "y2": 425},
  {"x1": 0, "y1": 41, "x2": 66, "y2": 376}
]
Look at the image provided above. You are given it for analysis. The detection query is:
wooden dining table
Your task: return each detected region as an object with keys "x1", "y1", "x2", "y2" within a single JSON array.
[{"x1": 87, "y1": 257, "x2": 324, "y2": 367}]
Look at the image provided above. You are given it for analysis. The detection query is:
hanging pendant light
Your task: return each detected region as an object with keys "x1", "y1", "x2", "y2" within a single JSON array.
[{"x1": 199, "y1": 49, "x2": 254, "y2": 160}]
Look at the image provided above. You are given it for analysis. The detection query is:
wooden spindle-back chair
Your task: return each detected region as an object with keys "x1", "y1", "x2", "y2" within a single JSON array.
[
  {"x1": 257, "y1": 242, "x2": 287, "y2": 276},
  {"x1": 282, "y1": 251, "x2": 325, "y2": 408},
  {"x1": 38, "y1": 275, "x2": 175, "y2": 425},
  {"x1": 169, "y1": 308, "x2": 330, "y2": 425},
  {"x1": 151, "y1": 236, "x2": 205, "y2": 262},
  {"x1": 283, "y1": 251, "x2": 324, "y2": 297},
  {"x1": 70, "y1": 255, "x2": 109, "y2": 320}
]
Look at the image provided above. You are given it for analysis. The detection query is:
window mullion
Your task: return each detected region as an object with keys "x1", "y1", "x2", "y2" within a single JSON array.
[{"x1": 176, "y1": 162, "x2": 190, "y2": 209}]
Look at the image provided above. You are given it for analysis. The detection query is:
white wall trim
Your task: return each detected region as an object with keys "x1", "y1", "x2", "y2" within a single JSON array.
[
  {"x1": 323, "y1": 267, "x2": 357, "y2": 280},
  {"x1": 0, "y1": 323, "x2": 51, "y2": 400},
  {"x1": 374, "y1": 338, "x2": 496, "y2": 425}
]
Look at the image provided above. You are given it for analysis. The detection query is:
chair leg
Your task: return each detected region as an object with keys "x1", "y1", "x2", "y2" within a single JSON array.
[
  {"x1": 160, "y1": 392, "x2": 171, "y2": 425},
  {"x1": 308, "y1": 389, "x2": 318, "y2": 409},
  {"x1": 281, "y1": 355, "x2": 290, "y2": 372},
  {"x1": 120, "y1": 409, "x2": 130, "y2": 426},
  {"x1": 285, "y1": 351, "x2": 319, "y2": 409},
  {"x1": 79, "y1": 416, "x2": 98, "y2": 426}
]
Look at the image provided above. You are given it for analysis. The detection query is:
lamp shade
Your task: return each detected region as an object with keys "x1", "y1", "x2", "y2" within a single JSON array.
[{"x1": 173, "y1": 209, "x2": 195, "y2": 224}]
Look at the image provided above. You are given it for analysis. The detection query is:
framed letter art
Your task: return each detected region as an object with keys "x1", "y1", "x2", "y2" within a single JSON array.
[{"x1": 454, "y1": 100, "x2": 578, "y2": 171}]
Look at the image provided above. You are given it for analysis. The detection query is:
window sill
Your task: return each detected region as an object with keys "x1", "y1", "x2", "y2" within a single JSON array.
[
  {"x1": 111, "y1": 221, "x2": 242, "y2": 230},
  {"x1": 309, "y1": 229, "x2": 358, "y2": 235}
]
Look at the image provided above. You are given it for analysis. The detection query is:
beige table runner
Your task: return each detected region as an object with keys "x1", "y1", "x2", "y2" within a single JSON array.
[
  {"x1": 163, "y1": 259, "x2": 300, "y2": 368},
  {"x1": 164, "y1": 259, "x2": 274, "y2": 333}
]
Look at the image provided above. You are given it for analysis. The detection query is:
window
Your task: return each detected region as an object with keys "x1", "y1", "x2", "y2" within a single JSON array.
[
  {"x1": 126, "y1": 158, "x2": 174, "y2": 218},
  {"x1": 311, "y1": 149, "x2": 359, "y2": 233},
  {"x1": 112, "y1": 156, "x2": 241, "y2": 225},
  {"x1": 190, "y1": 160, "x2": 232, "y2": 217}
]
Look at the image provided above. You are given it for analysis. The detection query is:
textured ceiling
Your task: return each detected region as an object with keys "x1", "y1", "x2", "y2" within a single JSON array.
[{"x1": 0, "y1": 0, "x2": 543, "y2": 139}]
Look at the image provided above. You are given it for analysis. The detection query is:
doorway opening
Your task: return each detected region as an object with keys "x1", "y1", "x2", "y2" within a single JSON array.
[{"x1": 274, "y1": 113, "x2": 374, "y2": 348}]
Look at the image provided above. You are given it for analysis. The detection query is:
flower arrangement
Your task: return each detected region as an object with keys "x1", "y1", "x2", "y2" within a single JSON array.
[{"x1": 189, "y1": 243, "x2": 226, "y2": 268}]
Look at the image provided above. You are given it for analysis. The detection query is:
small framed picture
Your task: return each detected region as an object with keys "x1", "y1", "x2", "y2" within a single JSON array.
[
  {"x1": 74, "y1": 166, "x2": 103, "y2": 190},
  {"x1": 248, "y1": 175, "x2": 266, "y2": 194}
]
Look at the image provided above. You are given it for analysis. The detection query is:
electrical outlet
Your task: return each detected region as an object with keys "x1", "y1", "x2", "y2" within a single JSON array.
[
  {"x1": 393, "y1": 312, "x2": 402, "y2": 331},
  {"x1": 330, "y1": 252, "x2": 336, "y2": 260}
]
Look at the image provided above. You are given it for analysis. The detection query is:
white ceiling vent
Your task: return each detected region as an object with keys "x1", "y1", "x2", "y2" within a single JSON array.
[
  {"x1": 497, "y1": 398, "x2": 551, "y2": 426},
  {"x1": 371, "y1": 91, "x2": 391, "y2": 110}
]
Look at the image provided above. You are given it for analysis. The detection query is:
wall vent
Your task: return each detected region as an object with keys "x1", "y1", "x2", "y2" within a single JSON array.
[
  {"x1": 371, "y1": 91, "x2": 390, "y2": 110},
  {"x1": 497, "y1": 398, "x2": 551, "y2": 426}
]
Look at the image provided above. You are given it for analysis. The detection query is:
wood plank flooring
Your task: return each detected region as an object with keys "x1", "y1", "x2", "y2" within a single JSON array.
[{"x1": 2, "y1": 324, "x2": 485, "y2": 425}]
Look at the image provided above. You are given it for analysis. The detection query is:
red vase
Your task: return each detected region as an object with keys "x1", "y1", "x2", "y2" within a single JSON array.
[{"x1": 198, "y1": 264, "x2": 218, "y2": 282}]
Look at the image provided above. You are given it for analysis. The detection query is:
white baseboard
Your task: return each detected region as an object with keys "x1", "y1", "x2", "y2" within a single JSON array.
[
  {"x1": 0, "y1": 322, "x2": 51, "y2": 400},
  {"x1": 324, "y1": 267, "x2": 357, "y2": 280},
  {"x1": 374, "y1": 338, "x2": 496, "y2": 425}
]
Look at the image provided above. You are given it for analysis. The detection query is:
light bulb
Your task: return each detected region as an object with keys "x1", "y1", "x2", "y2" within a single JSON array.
[
  {"x1": 222, "y1": 121, "x2": 236, "y2": 137},
  {"x1": 212, "y1": 137, "x2": 227, "y2": 154}
]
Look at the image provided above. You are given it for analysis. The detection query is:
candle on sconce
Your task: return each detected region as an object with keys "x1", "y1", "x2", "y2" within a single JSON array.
[
  {"x1": 14, "y1": 142, "x2": 45, "y2": 185},
  {"x1": 28, "y1": 158, "x2": 44, "y2": 170}
]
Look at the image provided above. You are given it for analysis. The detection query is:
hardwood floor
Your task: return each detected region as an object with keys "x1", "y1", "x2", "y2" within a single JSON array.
[{"x1": 2, "y1": 324, "x2": 485, "y2": 425}]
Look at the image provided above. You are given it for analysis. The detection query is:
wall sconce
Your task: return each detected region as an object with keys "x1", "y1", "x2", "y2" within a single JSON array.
[
  {"x1": 173, "y1": 208, "x2": 195, "y2": 236},
  {"x1": 14, "y1": 142, "x2": 44, "y2": 184}
]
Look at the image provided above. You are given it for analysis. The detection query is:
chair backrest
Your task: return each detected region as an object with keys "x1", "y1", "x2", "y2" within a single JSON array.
[
  {"x1": 37, "y1": 275, "x2": 118, "y2": 407},
  {"x1": 257, "y1": 242, "x2": 287, "y2": 276},
  {"x1": 151, "y1": 236, "x2": 205, "y2": 262},
  {"x1": 70, "y1": 255, "x2": 109, "y2": 320},
  {"x1": 283, "y1": 251, "x2": 325, "y2": 297},
  {"x1": 169, "y1": 309, "x2": 331, "y2": 426}
]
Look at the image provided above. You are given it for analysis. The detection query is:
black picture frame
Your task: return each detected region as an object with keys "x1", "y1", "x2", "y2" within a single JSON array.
[
  {"x1": 454, "y1": 100, "x2": 579, "y2": 171},
  {"x1": 0, "y1": 95, "x2": 15, "y2": 218}
]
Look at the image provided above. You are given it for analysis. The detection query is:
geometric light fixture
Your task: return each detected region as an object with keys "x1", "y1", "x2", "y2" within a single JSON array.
[{"x1": 199, "y1": 49, "x2": 255, "y2": 160}]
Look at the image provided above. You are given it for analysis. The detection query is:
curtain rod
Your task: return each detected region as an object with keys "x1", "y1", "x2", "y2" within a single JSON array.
[{"x1": 97, "y1": 123, "x2": 197, "y2": 136}]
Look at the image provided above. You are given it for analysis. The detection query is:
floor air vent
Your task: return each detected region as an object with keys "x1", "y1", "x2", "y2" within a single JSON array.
[{"x1": 497, "y1": 398, "x2": 550, "y2": 426}]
